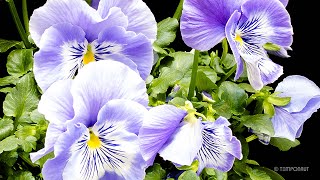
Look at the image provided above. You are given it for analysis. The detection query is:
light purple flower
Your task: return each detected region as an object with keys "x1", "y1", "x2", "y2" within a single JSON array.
[
  {"x1": 30, "y1": 61, "x2": 149, "y2": 179},
  {"x1": 180, "y1": 0, "x2": 293, "y2": 90},
  {"x1": 271, "y1": 75, "x2": 320, "y2": 141},
  {"x1": 29, "y1": 0, "x2": 156, "y2": 91},
  {"x1": 139, "y1": 105, "x2": 242, "y2": 173}
]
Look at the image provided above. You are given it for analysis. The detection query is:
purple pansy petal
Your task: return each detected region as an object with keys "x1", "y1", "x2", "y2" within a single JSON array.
[
  {"x1": 42, "y1": 123, "x2": 87, "y2": 180},
  {"x1": 97, "y1": 0, "x2": 157, "y2": 41},
  {"x1": 63, "y1": 121, "x2": 146, "y2": 179},
  {"x1": 180, "y1": 0, "x2": 244, "y2": 50},
  {"x1": 271, "y1": 107, "x2": 302, "y2": 141},
  {"x1": 93, "y1": 26, "x2": 153, "y2": 80},
  {"x1": 275, "y1": 75, "x2": 320, "y2": 112},
  {"x1": 71, "y1": 61, "x2": 148, "y2": 127},
  {"x1": 37, "y1": 79, "x2": 74, "y2": 124},
  {"x1": 266, "y1": 46, "x2": 292, "y2": 58},
  {"x1": 295, "y1": 124, "x2": 303, "y2": 138},
  {"x1": 279, "y1": 0, "x2": 289, "y2": 7},
  {"x1": 139, "y1": 105, "x2": 187, "y2": 165},
  {"x1": 240, "y1": 0, "x2": 293, "y2": 47},
  {"x1": 33, "y1": 23, "x2": 87, "y2": 91},
  {"x1": 244, "y1": 60, "x2": 264, "y2": 90},
  {"x1": 159, "y1": 118, "x2": 203, "y2": 166},
  {"x1": 29, "y1": 0, "x2": 97, "y2": 46},
  {"x1": 91, "y1": 0, "x2": 100, "y2": 9},
  {"x1": 96, "y1": 99, "x2": 148, "y2": 135},
  {"x1": 30, "y1": 123, "x2": 66, "y2": 162},
  {"x1": 258, "y1": 58, "x2": 283, "y2": 85},
  {"x1": 196, "y1": 117, "x2": 242, "y2": 173}
]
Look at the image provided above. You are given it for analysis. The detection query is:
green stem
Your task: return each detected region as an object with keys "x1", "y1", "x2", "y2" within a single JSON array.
[
  {"x1": 188, "y1": 50, "x2": 200, "y2": 100},
  {"x1": 173, "y1": 0, "x2": 184, "y2": 20},
  {"x1": 217, "y1": 65, "x2": 236, "y2": 86},
  {"x1": 221, "y1": 38, "x2": 228, "y2": 62},
  {"x1": 22, "y1": 0, "x2": 29, "y2": 35},
  {"x1": 7, "y1": 0, "x2": 31, "y2": 48},
  {"x1": 246, "y1": 134, "x2": 258, "y2": 142}
]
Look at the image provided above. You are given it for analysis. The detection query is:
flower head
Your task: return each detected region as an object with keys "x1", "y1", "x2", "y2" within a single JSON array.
[
  {"x1": 29, "y1": 0, "x2": 157, "y2": 91},
  {"x1": 139, "y1": 104, "x2": 242, "y2": 173},
  {"x1": 30, "y1": 61, "x2": 149, "y2": 179},
  {"x1": 180, "y1": 0, "x2": 293, "y2": 90}
]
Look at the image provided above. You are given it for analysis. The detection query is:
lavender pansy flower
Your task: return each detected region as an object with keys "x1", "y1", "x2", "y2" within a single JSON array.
[
  {"x1": 139, "y1": 104, "x2": 242, "y2": 173},
  {"x1": 29, "y1": 0, "x2": 156, "y2": 91},
  {"x1": 180, "y1": 0, "x2": 293, "y2": 90},
  {"x1": 30, "y1": 61, "x2": 149, "y2": 179},
  {"x1": 271, "y1": 75, "x2": 320, "y2": 141}
]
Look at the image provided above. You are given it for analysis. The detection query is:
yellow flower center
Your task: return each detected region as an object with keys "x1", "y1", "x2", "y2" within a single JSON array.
[
  {"x1": 87, "y1": 130, "x2": 101, "y2": 149},
  {"x1": 83, "y1": 44, "x2": 95, "y2": 65},
  {"x1": 234, "y1": 32, "x2": 244, "y2": 46}
]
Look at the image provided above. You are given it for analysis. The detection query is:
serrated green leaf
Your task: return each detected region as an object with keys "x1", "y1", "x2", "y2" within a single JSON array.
[
  {"x1": 0, "y1": 76, "x2": 19, "y2": 87},
  {"x1": 241, "y1": 114, "x2": 274, "y2": 136},
  {"x1": 144, "y1": 163, "x2": 166, "y2": 180},
  {"x1": 0, "y1": 87, "x2": 13, "y2": 93},
  {"x1": 267, "y1": 96, "x2": 291, "y2": 106},
  {"x1": 270, "y1": 137, "x2": 300, "y2": 151},
  {"x1": 7, "y1": 49, "x2": 34, "y2": 77},
  {"x1": 3, "y1": 73, "x2": 40, "y2": 119},
  {"x1": 247, "y1": 167, "x2": 272, "y2": 180},
  {"x1": 217, "y1": 81, "x2": 248, "y2": 116},
  {"x1": 18, "y1": 136, "x2": 37, "y2": 152},
  {"x1": 7, "y1": 171, "x2": 35, "y2": 180},
  {"x1": 0, "y1": 118, "x2": 14, "y2": 140},
  {"x1": 15, "y1": 125, "x2": 38, "y2": 140},
  {"x1": 196, "y1": 66, "x2": 218, "y2": 91},
  {"x1": 154, "y1": 17, "x2": 179, "y2": 47},
  {"x1": 0, "y1": 39, "x2": 22, "y2": 53},
  {"x1": 149, "y1": 52, "x2": 193, "y2": 97},
  {"x1": 255, "y1": 167, "x2": 285, "y2": 180},
  {"x1": 0, "y1": 150, "x2": 18, "y2": 167},
  {"x1": 0, "y1": 136, "x2": 20, "y2": 153},
  {"x1": 178, "y1": 170, "x2": 200, "y2": 180}
]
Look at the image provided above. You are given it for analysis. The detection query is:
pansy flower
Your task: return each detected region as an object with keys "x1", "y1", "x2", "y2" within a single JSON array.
[
  {"x1": 30, "y1": 61, "x2": 149, "y2": 179},
  {"x1": 270, "y1": 75, "x2": 320, "y2": 141},
  {"x1": 139, "y1": 104, "x2": 242, "y2": 173},
  {"x1": 180, "y1": 0, "x2": 293, "y2": 90},
  {"x1": 29, "y1": 0, "x2": 157, "y2": 91}
]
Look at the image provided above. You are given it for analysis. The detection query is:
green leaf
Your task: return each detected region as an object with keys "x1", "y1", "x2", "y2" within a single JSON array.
[
  {"x1": 154, "y1": 17, "x2": 179, "y2": 47},
  {"x1": 238, "y1": 135, "x2": 249, "y2": 160},
  {"x1": 144, "y1": 163, "x2": 166, "y2": 180},
  {"x1": 263, "y1": 100, "x2": 275, "y2": 117},
  {"x1": 196, "y1": 66, "x2": 218, "y2": 91},
  {"x1": 7, "y1": 49, "x2": 34, "y2": 77},
  {"x1": 18, "y1": 136, "x2": 37, "y2": 152},
  {"x1": 238, "y1": 83, "x2": 256, "y2": 93},
  {"x1": 0, "y1": 150, "x2": 18, "y2": 167},
  {"x1": 149, "y1": 52, "x2": 194, "y2": 97},
  {"x1": 255, "y1": 167, "x2": 285, "y2": 180},
  {"x1": 0, "y1": 118, "x2": 14, "y2": 141},
  {"x1": 263, "y1": 43, "x2": 281, "y2": 51},
  {"x1": 221, "y1": 53, "x2": 236, "y2": 69},
  {"x1": 270, "y1": 137, "x2": 300, "y2": 151},
  {"x1": 0, "y1": 76, "x2": 19, "y2": 87},
  {"x1": 247, "y1": 167, "x2": 272, "y2": 180},
  {"x1": 241, "y1": 114, "x2": 274, "y2": 136},
  {"x1": 217, "y1": 81, "x2": 248, "y2": 115},
  {"x1": 0, "y1": 39, "x2": 22, "y2": 53},
  {"x1": 0, "y1": 136, "x2": 20, "y2": 153},
  {"x1": 178, "y1": 170, "x2": 200, "y2": 180},
  {"x1": 15, "y1": 125, "x2": 38, "y2": 139},
  {"x1": 200, "y1": 168, "x2": 228, "y2": 180},
  {"x1": 7, "y1": 171, "x2": 35, "y2": 180},
  {"x1": 267, "y1": 96, "x2": 291, "y2": 106},
  {"x1": 34, "y1": 152, "x2": 54, "y2": 168},
  {"x1": 177, "y1": 160, "x2": 199, "y2": 172},
  {"x1": 3, "y1": 73, "x2": 40, "y2": 119}
]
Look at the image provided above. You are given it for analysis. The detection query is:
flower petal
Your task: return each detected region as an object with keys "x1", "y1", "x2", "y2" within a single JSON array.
[
  {"x1": 96, "y1": 99, "x2": 148, "y2": 135},
  {"x1": 159, "y1": 118, "x2": 203, "y2": 166},
  {"x1": 70, "y1": 61, "x2": 148, "y2": 127},
  {"x1": 93, "y1": 26, "x2": 153, "y2": 80},
  {"x1": 275, "y1": 75, "x2": 320, "y2": 112},
  {"x1": 196, "y1": 117, "x2": 242, "y2": 173},
  {"x1": 180, "y1": 0, "x2": 244, "y2": 50},
  {"x1": 37, "y1": 79, "x2": 74, "y2": 124},
  {"x1": 34, "y1": 23, "x2": 87, "y2": 91},
  {"x1": 97, "y1": 0, "x2": 157, "y2": 41},
  {"x1": 139, "y1": 105, "x2": 187, "y2": 165}
]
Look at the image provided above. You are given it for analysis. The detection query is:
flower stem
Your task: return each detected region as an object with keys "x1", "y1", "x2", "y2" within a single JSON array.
[
  {"x1": 221, "y1": 38, "x2": 228, "y2": 62},
  {"x1": 217, "y1": 65, "x2": 237, "y2": 86},
  {"x1": 6, "y1": 0, "x2": 31, "y2": 48},
  {"x1": 173, "y1": 0, "x2": 184, "y2": 20},
  {"x1": 22, "y1": 0, "x2": 29, "y2": 35},
  {"x1": 246, "y1": 134, "x2": 258, "y2": 142},
  {"x1": 188, "y1": 50, "x2": 200, "y2": 100}
]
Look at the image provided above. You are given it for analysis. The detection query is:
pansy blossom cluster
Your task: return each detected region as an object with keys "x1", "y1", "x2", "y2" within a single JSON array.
[{"x1": 0, "y1": 0, "x2": 318, "y2": 179}]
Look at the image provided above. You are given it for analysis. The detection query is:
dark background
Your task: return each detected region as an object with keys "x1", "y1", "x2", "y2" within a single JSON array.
[{"x1": 0, "y1": 0, "x2": 318, "y2": 179}]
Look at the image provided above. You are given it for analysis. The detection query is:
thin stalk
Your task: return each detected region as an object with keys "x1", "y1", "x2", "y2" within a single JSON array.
[
  {"x1": 22, "y1": 0, "x2": 29, "y2": 35},
  {"x1": 188, "y1": 50, "x2": 200, "y2": 100},
  {"x1": 7, "y1": 0, "x2": 31, "y2": 48},
  {"x1": 246, "y1": 134, "x2": 258, "y2": 142},
  {"x1": 173, "y1": 0, "x2": 184, "y2": 20},
  {"x1": 220, "y1": 38, "x2": 228, "y2": 62},
  {"x1": 217, "y1": 65, "x2": 236, "y2": 86}
]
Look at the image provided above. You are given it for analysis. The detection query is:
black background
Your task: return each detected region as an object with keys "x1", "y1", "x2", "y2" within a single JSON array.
[{"x1": 0, "y1": 0, "x2": 318, "y2": 179}]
